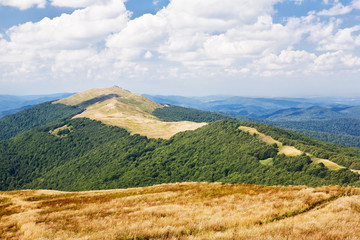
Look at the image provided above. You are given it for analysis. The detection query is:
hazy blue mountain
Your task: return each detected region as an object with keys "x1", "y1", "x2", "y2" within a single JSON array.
[
  {"x1": 264, "y1": 106, "x2": 360, "y2": 121},
  {"x1": 144, "y1": 95, "x2": 360, "y2": 120},
  {"x1": 0, "y1": 93, "x2": 74, "y2": 118},
  {"x1": 144, "y1": 95, "x2": 320, "y2": 117}
]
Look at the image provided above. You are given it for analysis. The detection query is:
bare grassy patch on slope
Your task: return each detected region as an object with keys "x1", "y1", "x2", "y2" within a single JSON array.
[
  {"x1": 1, "y1": 183, "x2": 358, "y2": 239},
  {"x1": 239, "y1": 126, "x2": 360, "y2": 174},
  {"x1": 55, "y1": 86, "x2": 207, "y2": 139},
  {"x1": 239, "y1": 126, "x2": 302, "y2": 156},
  {"x1": 313, "y1": 158, "x2": 345, "y2": 170},
  {"x1": 73, "y1": 98, "x2": 207, "y2": 139}
]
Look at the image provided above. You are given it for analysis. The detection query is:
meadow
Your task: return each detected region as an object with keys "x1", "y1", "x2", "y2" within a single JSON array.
[{"x1": 1, "y1": 182, "x2": 360, "y2": 239}]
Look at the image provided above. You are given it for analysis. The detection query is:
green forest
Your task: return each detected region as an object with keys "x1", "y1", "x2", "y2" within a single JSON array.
[
  {"x1": 1, "y1": 117, "x2": 359, "y2": 191},
  {"x1": 153, "y1": 105, "x2": 360, "y2": 148},
  {"x1": 0, "y1": 102, "x2": 82, "y2": 140}
]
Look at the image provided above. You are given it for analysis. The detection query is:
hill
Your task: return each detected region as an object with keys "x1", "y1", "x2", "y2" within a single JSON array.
[
  {"x1": 1, "y1": 86, "x2": 360, "y2": 191},
  {"x1": 263, "y1": 106, "x2": 360, "y2": 121},
  {"x1": 1, "y1": 118, "x2": 360, "y2": 191},
  {"x1": 0, "y1": 93, "x2": 73, "y2": 118},
  {"x1": 146, "y1": 94, "x2": 360, "y2": 147},
  {"x1": 0, "y1": 102, "x2": 83, "y2": 141},
  {"x1": 144, "y1": 94, "x2": 360, "y2": 119},
  {"x1": 55, "y1": 86, "x2": 206, "y2": 139},
  {"x1": 1, "y1": 183, "x2": 360, "y2": 239}
]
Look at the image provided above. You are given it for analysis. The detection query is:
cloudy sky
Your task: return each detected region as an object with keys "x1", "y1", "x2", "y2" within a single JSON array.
[{"x1": 0, "y1": 0, "x2": 359, "y2": 97}]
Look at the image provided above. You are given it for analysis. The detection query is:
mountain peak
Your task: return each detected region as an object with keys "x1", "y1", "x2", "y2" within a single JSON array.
[
  {"x1": 54, "y1": 86, "x2": 206, "y2": 139},
  {"x1": 54, "y1": 86, "x2": 159, "y2": 111}
]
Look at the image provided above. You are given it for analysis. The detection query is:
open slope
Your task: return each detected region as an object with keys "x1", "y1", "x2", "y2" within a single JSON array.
[
  {"x1": 1, "y1": 183, "x2": 360, "y2": 239},
  {"x1": 55, "y1": 86, "x2": 206, "y2": 139}
]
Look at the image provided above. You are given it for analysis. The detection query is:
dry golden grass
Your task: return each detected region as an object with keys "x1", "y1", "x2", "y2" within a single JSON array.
[
  {"x1": 312, "y1": 158, "x2": 345, "y2": 171},
  {"x1": 72, "y1": 98, "x2": 206, "y2": 139},
  {"x1": 54, "y1": 86, "x2": 207, "y2": 139},
  {"x1": 54, "y1": 86, "x2": 162, "y2": 114},
  {"x1": 239, "y1": 126, "x2": 302, "y2": 157},
  {"x1": 278, "y1": 146, "x2": 303, "y2": 156},
  {"x1": 239, "y1": 126, "x2": 360, "y2": 174},
  {"x1": 239, "y1": 126, "x2": 282, "y2": 146},
  {"x1": 1, "y1": 183, "x2": 359, "y2": 239},
  {"x1": 49, "y1": 125, "x2": 72, "y2": 137}
]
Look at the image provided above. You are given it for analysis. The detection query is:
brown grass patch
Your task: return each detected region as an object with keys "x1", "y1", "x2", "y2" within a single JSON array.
[
  {"x1": 1, "y1": 183, "x2": 359, "y2": 239},
  {"x1": 55, "y1": 86, "x2": 207, "y2": 139},
  {"x1": 312, "y1": 158, "x2": 345, "y2": 171},
  {"x1": 278, "y1": 146, "x2": 303, "y2": 156},
  {"x1": 238, "y1": 126, "x2": 360, "y2": 174}
]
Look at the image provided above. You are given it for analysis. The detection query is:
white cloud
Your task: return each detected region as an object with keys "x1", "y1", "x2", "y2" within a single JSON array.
[
  {"x1": 315, "y1": 25, "x2": 360, "y2": 51},
  {"x1": 0, "y1": 0, "x2": 46, "y2": 10},
  {"x1": 0, "y1": 0, "x2": 129, "y2": 82},
  {"x1": 314, "y1": 51, "x2": 360, "y2": 70},
  {"x1": 292, "y1": 0, "x2": 304, "y2": 5},
  {"x1": 318, "y1": 2, "x2": 353, "y2": 16},
  {"x1": 6, "y1": 0, "x2": 129, "y2": 50},
  {"x1": 352, "y1": 0, "x2": 360, "y2": 9},
  {"x1": 1, "y1": 0, "x2": 360, "y2": 95},
  {"x1": 50, "y1": 0, "x2": 114, "y2": 8}
]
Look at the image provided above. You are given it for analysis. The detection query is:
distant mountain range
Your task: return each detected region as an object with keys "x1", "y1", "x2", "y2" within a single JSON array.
[
  {"x1": 0, "y1": 93, "x2": 74, "y2": 118},
  {"x1": 144, "y1": 94, "x2": 360, "y2": 148},
  {"x1": 144, "y1": 95, "x2": 360, "y2": 120},
  {"x1": 3, "y1": 91, "x2": 360, "y2": 148}
]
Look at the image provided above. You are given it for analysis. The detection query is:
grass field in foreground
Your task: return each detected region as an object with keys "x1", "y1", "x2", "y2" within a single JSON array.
[{"x1": 1, "y1": 182, "x2": 360, "y2": 239}]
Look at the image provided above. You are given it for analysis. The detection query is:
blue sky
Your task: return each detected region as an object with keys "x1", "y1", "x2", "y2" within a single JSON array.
[{"x1": 0, "y1": 0, "x2": 360, "y2": 97}]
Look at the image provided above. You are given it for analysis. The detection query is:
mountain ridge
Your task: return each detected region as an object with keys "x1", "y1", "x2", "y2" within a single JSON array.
[
  {"x1": 55, "y1": 86, "x2": 207, "y2": 139},
  {"x1": 1, "y1": 86, "x2": 360, "y2": 191}
]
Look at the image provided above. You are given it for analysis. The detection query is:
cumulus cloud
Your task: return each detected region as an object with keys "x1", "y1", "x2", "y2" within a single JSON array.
[
  {"x1": 7, "y1": 0, "x2": 129, "y2": 50},
  {"x1": 50, "y1": 0, "x2": 114, "y2": 8},
  {"x1": 106, "y1": 0, "x2": 288, "y2": 66},
  {"x1": 318, "y1": 2, "x2": 353, "y2": 16},
  {"x1": 352, "y1": 0, "x2": 360, "y2": 9},
  {"x1": 0, "y1": 0, "x2": 129, "y2": 83},
  {"x1": 0, "y1": 0, "x2": 46, "y2": 10},
  {"x1": 316, "y1": 26, "x2": 360, "y2": 51},
  {"x1": 1, "y1": 0, "x2": 360, "y2": 95}
]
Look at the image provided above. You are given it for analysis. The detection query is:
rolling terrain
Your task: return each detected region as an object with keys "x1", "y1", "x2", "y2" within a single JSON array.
[
  {"x1": 1, "y1": 183, "x2": 360, "y2": 239},
  {"x1": 55, "y1": 86, "x2": 206, "y2": 139},
  {"x1": 0, "y1": 93, "x2": 73, "y2": 118},
  {"x1": 1, "y1": 87, "x2": 360, "y2": 191},
  {"x1": 144, "y1": 94, "x2": 360, "y2": 119},
  {"x1": 2, "y1": 86, "x2": 360, "y2": 239}
]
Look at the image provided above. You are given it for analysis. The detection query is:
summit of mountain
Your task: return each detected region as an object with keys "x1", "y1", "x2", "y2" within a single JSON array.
[
  {"x1": 54, "y1": 86, "x2": 206, "y2": 139},
  {"x1": 55, "y1": 86, "x2": 161, "y2": 113}
]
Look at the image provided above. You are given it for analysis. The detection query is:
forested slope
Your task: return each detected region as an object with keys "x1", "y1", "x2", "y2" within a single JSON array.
[
  {"x1": 0, "y1": 102, "x2": 82, "y2": 140},
  {"x1": 153, "y1": 105, "x2": 360, "y2": 148},
  {"x1": 1, "y1": 118, "x2": 359, "y2": 191}
]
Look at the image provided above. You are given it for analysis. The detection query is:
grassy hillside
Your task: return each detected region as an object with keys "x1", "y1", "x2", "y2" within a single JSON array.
[
  {"x1": 55, "y1": 86, "x2": 206, "y2": 139},
  {"x1": 1, "y1": 183, "x2": 360, "y2": 239},
  {"x1": 1, "y1": 118, "x2": 360, "y2": 191}
]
